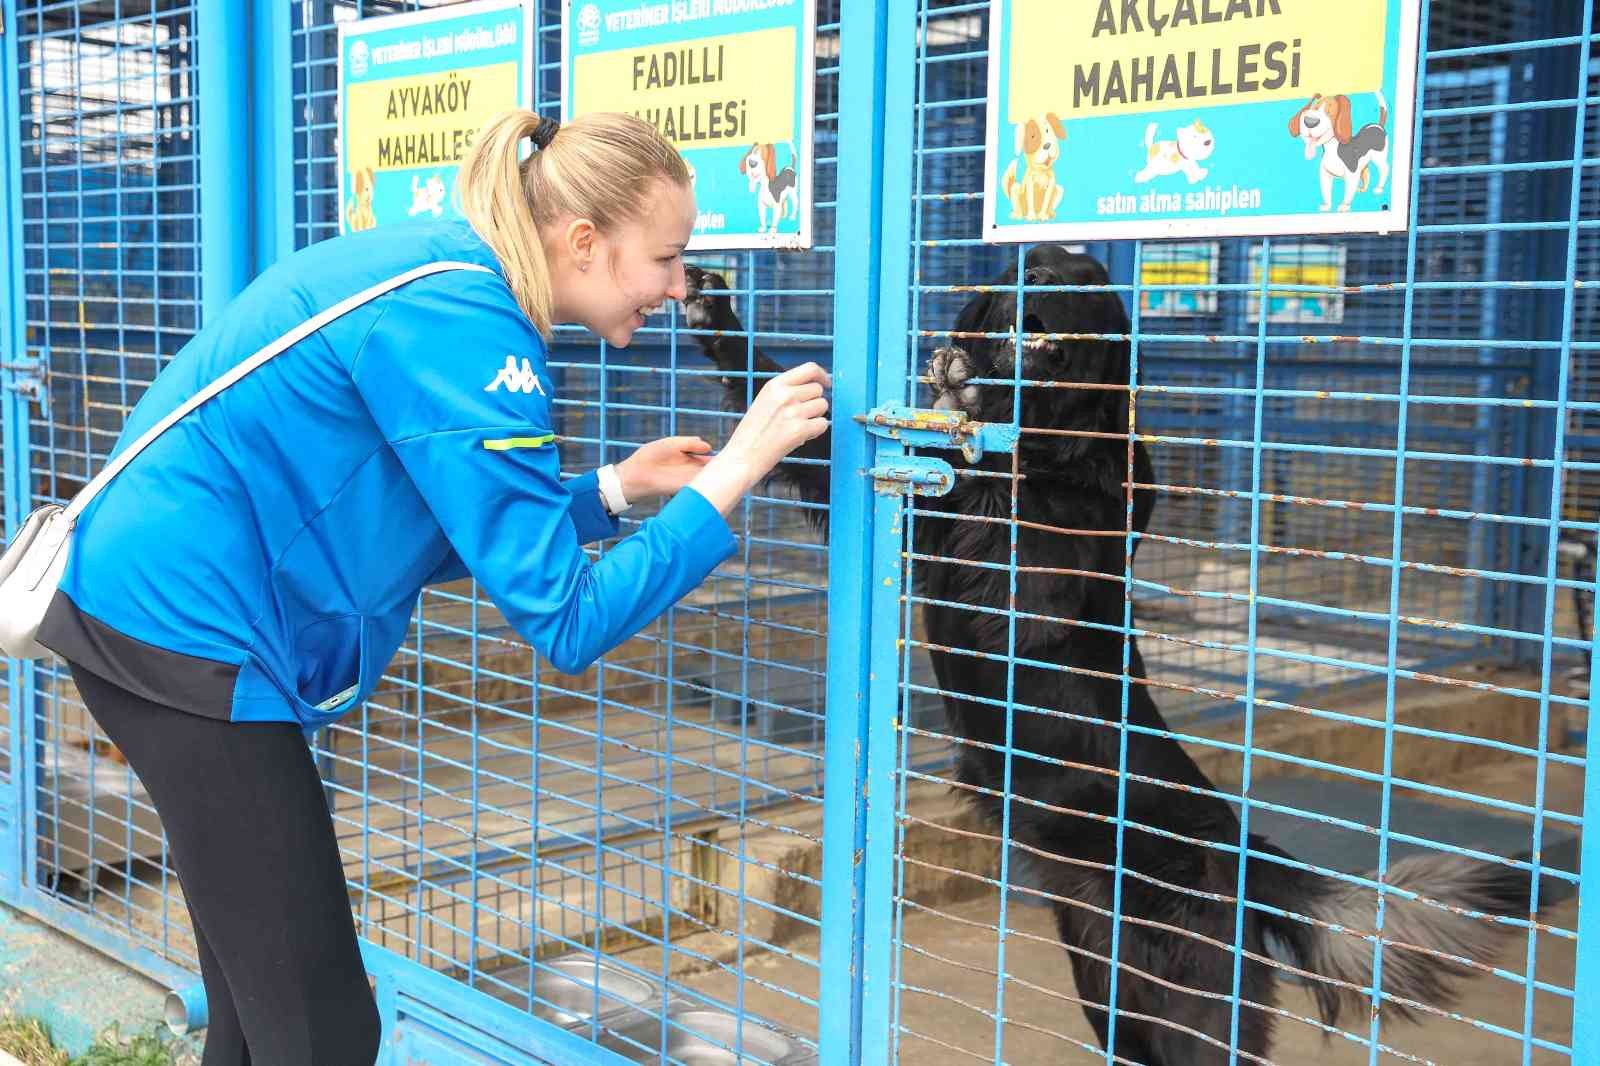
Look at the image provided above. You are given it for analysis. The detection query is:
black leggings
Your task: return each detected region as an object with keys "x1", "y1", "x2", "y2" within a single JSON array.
[{"x1": 69, "y1": 663, "x2": 380, "y2": 1066}]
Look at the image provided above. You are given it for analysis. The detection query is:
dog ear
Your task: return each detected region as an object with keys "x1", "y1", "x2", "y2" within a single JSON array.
[
  {"x1": 1331, "y1": 95, "x2": 1352, "y2": 143},
  {"x1": 1289, "y1": 96, "x2": 1316, "y2": 136},
  {"x1": 762, "y1": 144, "x2": 776, "y2": 178},
  {"x1": 1046, "y1": 112, "x2": 1065, "y2": 139},
  {"x1": 953, "y1": 288, "x2": 996, "y2": 342}
]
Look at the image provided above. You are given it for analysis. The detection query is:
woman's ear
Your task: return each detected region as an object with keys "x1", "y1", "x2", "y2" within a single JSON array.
[{"x1": 562, "y1": 217, "x2": 598, "y2": 271}]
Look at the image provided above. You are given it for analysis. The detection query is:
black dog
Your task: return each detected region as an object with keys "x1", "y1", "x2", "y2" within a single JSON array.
[{"x1": 680, "y1": 248, "x2": 1526, "y2": 1065}]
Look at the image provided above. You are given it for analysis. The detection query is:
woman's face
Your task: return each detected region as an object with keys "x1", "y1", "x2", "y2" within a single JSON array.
[{"x1": 568, "y1": 179, "x2": 695, "y2": 347}]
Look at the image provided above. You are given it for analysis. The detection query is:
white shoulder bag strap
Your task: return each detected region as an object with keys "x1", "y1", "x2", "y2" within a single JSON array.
[
  {"x1": 0, "y1": 259, "x2": 493, "y2": 659},
  {"x1": 67, "y1": 259, "x2": 495, "y2": 521}
]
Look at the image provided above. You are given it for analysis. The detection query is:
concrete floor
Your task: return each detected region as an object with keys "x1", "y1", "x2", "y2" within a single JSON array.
[
  {"x1": 680, "y1": 895, "x2": 1576, "y2": 1066},
  {"x1": 678, "y1": 755, "x2": 1587, "y2": 1065}
]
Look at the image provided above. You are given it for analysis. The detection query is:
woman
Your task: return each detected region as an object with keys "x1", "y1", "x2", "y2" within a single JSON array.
[{"x1": 35, "y1": 110, "x2": 830, "y2": 1065}]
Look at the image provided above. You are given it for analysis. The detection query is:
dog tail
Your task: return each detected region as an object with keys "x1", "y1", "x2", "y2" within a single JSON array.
[
  {"x1": 1256, "y1": 849, "x2": 1526, "y2": 1028},
  {"x1": 1144, "y1": 121, "x2": 1157, "y2": 148},
  {"x1": 1002, "y1": 159, "x2": 1019, "y2": 199},
  {"x1": 1376, "y1": 90, "x2": 1389, "y2": 129}
]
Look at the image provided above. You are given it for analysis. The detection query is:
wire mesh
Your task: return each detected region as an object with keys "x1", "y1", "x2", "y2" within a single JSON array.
[
  {"x1": 884, "y1": 1, "x2": 1588, "y2": 1064},
  {"x1": 4, "y1": 0, "x2": 1596, "y2": 1063},
  {"x1": 289, "y1": 1, "x2": 840, "y2": 1060},
  {"x1": 11, "y1": 0, "x2": 204, "y2": 966}
]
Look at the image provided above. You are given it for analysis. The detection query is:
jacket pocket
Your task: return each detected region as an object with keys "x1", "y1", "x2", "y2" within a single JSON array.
[{"x1": 292, "y1": 613, "x2": 368, "y2": 716}]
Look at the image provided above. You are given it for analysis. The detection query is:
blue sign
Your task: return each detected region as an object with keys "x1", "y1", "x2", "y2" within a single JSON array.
[
  {"x1": 983, "y1": 0, "x2": 1423, "y2": 242},
  {"x1": 338, "y1": 0, "x2": 533, "y2": 234},
  {"x1": 563, "y1": 0, "x2": 817, "y2": 250}
]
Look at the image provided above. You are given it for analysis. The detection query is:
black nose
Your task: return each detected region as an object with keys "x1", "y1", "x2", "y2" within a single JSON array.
[
  {"x1": 1024, "y1": 268, "x2": 1054, "y2": 286},
  {"x1": 1302, "y1": 115, "x2": 1320, "y2": 128}
]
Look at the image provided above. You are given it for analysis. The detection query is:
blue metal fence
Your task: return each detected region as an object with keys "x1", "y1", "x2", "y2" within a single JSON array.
[
  {"x1": 0, "y1": 0, "x2": 1596, "y2": 1063},
  {"x1": 866, "y1": 0, "x2": 1594, "y2": 1062}
]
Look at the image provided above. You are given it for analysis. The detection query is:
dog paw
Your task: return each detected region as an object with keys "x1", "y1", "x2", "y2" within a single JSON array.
[
  {"x1": 1338, "y1": 203, "x2": 1351, "y2": 212},
  {"x1": 681, "y1": 265, "x2": 733, "y2": 331},
  {"x1": 929, "y1": 346, "x2": 980, "y2": 414}
]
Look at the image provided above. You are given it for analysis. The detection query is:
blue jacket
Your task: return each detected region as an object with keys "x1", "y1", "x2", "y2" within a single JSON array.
[{"x1": 41, "y1": 220, "x2": 736, "y2": 727}]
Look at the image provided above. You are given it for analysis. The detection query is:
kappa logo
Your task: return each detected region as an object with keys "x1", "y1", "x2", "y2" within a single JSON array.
[
  {"x1": 576, "y1": 4, "x2": 601, "y2": 46},
  {"x1": 484, "y1": 355, "x2": 547, "y2": 396}
]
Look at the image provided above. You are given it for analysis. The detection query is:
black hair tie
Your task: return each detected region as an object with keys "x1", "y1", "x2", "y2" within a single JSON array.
[{"x1": 530, "y1": 117, "x2": 560, "y2": 151}]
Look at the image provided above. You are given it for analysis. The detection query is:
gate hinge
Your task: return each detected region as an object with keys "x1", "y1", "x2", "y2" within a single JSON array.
[
  {"x1": 870, "y1": 456, "x2": 955, "y2": 497},
  {"x1": 859, "y1": 403, "x2": 1019, "y2": 463},
  {"x1": 1, "y1": 361, "x2": 44, "y2": 403}
]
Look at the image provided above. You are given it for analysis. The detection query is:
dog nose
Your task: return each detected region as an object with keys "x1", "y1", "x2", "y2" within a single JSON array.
[
  {"x1": 1024, "y1": 268, "x2": 1053, "y2": 286},
  {"x1": 1302, "y1": 115, "x2": 1320, "y2": 129}
]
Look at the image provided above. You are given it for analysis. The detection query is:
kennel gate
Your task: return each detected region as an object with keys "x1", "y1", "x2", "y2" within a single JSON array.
[{"x1": 2, "y1": 0, "x2": 1600, "y2": 1064}]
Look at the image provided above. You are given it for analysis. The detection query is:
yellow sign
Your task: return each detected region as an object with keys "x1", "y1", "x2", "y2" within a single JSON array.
[
  {"x1": 344, "y1": 63, "x2": 518, "y2": 174},
  {"x1": 1009, "y1": 0, "x2": 1389, "y2": 121},
  {"x1": 571, "y1": 27, "x2": 796, "y2": 148}
]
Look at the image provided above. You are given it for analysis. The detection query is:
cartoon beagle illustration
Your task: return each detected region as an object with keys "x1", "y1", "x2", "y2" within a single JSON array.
[
  {"x1": 1289, "y1": 92, "x2": 1391, "y2": 212},
  {"x1": 346, "y1": 166, "x2": 377, "y2": 232},
  {"x1": 1002, "y1": 113, "x2": 1066, "y2": 221},
  {"x1": 741, "y1": 143, "x2": 799, "y2": 234}
]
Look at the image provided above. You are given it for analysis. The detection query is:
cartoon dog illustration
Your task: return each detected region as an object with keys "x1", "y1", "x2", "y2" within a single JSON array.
[
  {"x1": 346, "y1": 166, "x2": 377, "y2": 232},
  {"x1": 407, "y1": 173, "x2": 447, "y2": 218},
  {"x1": 1001, "y1": 113, "x2": 1065, "y2": 221},
  {"x1": 1290, "y1": 92, "x2": 1391, "y2": 212},
  {"x1": 1135, "y1": 119, "x2": 1215, "y2": 184},
  {"x1": 741, "y1": 143, "x2": 799, "y2": 234}
]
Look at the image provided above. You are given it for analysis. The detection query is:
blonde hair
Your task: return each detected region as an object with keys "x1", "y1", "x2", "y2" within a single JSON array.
[{"x1": 456, "y1": 110, "x2": 691, "y2": 338}]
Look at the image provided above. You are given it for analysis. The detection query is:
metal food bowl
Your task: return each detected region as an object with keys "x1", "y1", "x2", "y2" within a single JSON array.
[
  {"x1": 526, "y1": 957, "x2": 658, "y2": 1029},
  {"x1": 603, "y1": 1008, "x2": 812, "y2": 1065}
]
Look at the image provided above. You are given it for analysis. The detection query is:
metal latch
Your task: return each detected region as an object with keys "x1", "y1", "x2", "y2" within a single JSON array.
[
  {"x1": 869, "y1": 456, "x2": 954, "y2": 497},
  {"x1": 858, "y1": 403, "x2": 1019, "y2": 464},
  {"x1": 1, "y1": 361, "x2": 44, "y2": 404}
]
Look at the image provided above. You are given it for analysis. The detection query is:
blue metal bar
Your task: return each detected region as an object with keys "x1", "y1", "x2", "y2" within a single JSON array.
[
  {"x1": 819, "y1": 0, "x2": 900, "y2": 1058},
  {"x1": 1224, "y1": 233, "x2": 1275, "y2": 1063},
  {"x1": 197, "y1": 0, "x2": 252, "y2": 317},
  {"x1": 251, "y1": 0, "x2": 294, "y2": 274},
  {"x1": 1519, "y1": 8, "x2": 1595, "y2": 1061},
  {"x1": 0, "y1": 0, "x2": 30, "y2": 899},
  {"x1": 1574, "y1": 589, "x2": 1600, "y2": 1059},
  {"x1": 853, "y1": 0, "x2": 920, "y2": 1059}
]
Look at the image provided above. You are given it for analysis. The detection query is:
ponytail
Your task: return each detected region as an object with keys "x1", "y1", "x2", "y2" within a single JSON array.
[{"x1": 456, "y1": 110, "x2": 691, "y2": 340}]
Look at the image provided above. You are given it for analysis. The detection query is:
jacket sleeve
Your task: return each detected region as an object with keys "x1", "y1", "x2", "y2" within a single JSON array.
[
  {"x1": 424, "y1": 468, "x2": 615, "y2": 586},
  {"x1": 563, "y1": 468, "x2": 620, "y2": 545},
  {"x1": 352, "y1": 268, "x2": 735, "y2": 672}
]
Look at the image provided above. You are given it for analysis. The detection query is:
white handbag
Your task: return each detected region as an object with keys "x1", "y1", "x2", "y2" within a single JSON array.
[{"x1": 0, "y1": 260, "x2": 492, "y2": 659}]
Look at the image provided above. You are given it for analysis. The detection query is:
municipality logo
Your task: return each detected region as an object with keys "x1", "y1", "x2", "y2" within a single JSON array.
[
  {"x1": 485, "y1": 355, "x2": 547, "y2": 396},
  {"x1": 349, "y1": 40, "x2": 369, "y2": 77},
  {"x1": 576, "y1": 4, "x2": 601, "y2": 46}
]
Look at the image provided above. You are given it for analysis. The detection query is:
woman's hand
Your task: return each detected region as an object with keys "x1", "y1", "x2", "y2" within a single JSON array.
[
  {"x1": 615, "y1": 436, "x2": 714, "y2": 502},
  {"x1": 689, "y1": 362, "x2": 832, "y2": 517}
]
